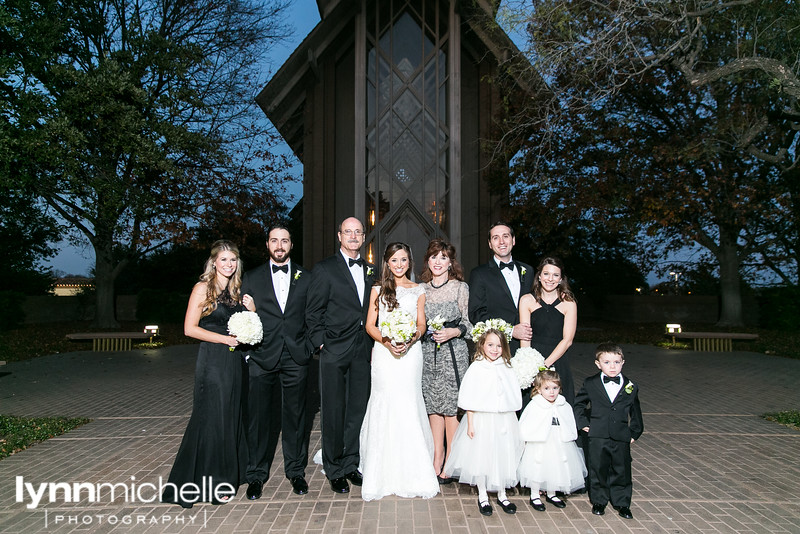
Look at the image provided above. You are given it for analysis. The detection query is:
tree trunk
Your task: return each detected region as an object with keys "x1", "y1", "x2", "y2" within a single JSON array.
[
  {"x1": 716, "y1": 229, "x2": 744, "y2": 327},
  {"x1": 91, "y1": 243, "x2": 120, "y2": 329}
]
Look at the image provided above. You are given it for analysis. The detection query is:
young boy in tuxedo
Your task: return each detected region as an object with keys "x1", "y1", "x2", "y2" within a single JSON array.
[{"x1": 574, "y1": 342, "x2": 643, "y2": 519}]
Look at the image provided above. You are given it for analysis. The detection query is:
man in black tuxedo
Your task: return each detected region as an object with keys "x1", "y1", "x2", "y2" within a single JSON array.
[
  {"x1": 241, "y1": 225, "x2": 313, "y2": 499},
  {"x1": 305, "y1": 216, "x2": 376, "y2": 494},
  {"x1": 468, "y1": 221, "x2": 533, "y2": 353},
  {"x1": 574, "y1": 342, "x2": 644, "y2": 520}
]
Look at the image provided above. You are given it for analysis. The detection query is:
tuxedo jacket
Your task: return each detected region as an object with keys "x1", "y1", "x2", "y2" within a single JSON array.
[
  {"x1": 305, "y1": 253, "x2": 377, "y2": 358},
  {"x1": 574, "y1": 373, "x2": 644, "y2": 442},
  {"x1": 241, "y1": 262, "x2": 313, "y2": 370},
  {"x1": 468, "y1": 259, "x2": 534, "y2": 325}
]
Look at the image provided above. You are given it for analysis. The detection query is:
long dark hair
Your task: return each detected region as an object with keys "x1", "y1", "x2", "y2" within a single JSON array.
[
  {"x1": 532, "y1": 256, "x2": 576, "y2": 303},
  {"x1": 374, "y1": 242, "x2": 413, "y2": 312},
  {"x1": 418, "y1": 238, "x2": 464, "y2": 282}
]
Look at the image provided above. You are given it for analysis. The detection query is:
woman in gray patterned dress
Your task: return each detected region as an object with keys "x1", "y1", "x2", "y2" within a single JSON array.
[{"x1": 419, "y1": 239, "x2": 472, "y2": 483}]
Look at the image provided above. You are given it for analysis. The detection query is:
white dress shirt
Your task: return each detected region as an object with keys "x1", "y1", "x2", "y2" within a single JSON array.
[
  {"x1": 602, "y1": 373, "x2": 624, "y2": 401},
  {"x1": 341, "y1": 250, "x2": 365, "y2": 304},
  {"x1": 494, "y1": 256, "x2": 521, "y2": 306},
  {"x1": 270, "y1": 260, "x2": 291, "y2": 312}
]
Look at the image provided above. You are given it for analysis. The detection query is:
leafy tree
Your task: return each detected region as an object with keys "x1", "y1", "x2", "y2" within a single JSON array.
[
  {"x1": 1, "y1": 0, "x2": 291, "y2": 327},
  {"x1": 0, "y1": 188, "x2": 59, "y2": 294},
  {"x1": 492, "y1": 0, "x2": 800, "y2": 326}
]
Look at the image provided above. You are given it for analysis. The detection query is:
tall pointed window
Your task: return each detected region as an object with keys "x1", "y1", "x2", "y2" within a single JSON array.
[{"x1": 364, "y1": 0, "x2": 449, "y2": 263}]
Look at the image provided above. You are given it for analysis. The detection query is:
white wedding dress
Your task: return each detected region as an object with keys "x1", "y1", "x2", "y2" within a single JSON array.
[{"x1": 358, "y1": 284, "x2": 439, "y2": 501}]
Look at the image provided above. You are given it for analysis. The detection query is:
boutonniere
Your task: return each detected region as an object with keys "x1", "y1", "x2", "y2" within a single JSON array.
[
  {"x1": 520, "y1": 267, "x2": 527, "y2": 276},
  {"x1": 624, "y1": 381, "x2": 634, "y2": 394},
  {"x1": 366, "y1": 267, "x2": 374, "y2": 276},
  {"x1": 293, "y1": 270, "x2": 302, "y2": 281}
]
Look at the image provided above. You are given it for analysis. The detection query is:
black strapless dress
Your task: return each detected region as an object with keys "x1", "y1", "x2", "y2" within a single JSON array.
[
  {"x1": 531, "y1": 298, "x2": 575, "y2": 406},
  {"x1": 162, "y1": 296, "x2": 248, "y2": 507}
]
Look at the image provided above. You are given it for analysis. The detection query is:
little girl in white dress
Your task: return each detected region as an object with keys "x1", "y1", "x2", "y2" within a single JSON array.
[
  {"x1": 518, "y1": 369, "x2": 587, "y2": 511},
  {"x1": 444, "y1": 328, "x2": 522, "y2": 516}
]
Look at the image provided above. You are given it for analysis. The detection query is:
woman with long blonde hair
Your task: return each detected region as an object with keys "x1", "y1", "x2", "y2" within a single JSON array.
[{"x1": 162, "y1": 240, "x2": 249, "y2": 508}]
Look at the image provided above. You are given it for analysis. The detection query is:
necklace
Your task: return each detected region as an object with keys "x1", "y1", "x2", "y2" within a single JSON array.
[{"x1": 430, "y1": 278, "x2": 449, "y2": 289}]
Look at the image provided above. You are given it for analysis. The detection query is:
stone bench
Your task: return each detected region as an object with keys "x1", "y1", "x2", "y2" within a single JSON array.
[
  {"x1": 66, "y1": 332, "x2": 153, "y2": 352},
  {"x1": 671, "y1": 332, "x2": 758, "y2": 352}
]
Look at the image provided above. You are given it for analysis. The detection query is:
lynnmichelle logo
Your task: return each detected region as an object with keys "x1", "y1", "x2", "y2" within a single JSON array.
[{"x1": 15, "y1": 475, "x2": 233, "y2": 528}]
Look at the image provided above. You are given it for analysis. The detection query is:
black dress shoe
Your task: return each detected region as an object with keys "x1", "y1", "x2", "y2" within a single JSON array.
[
  {"x1": 329, "y1": 477, "x2": 350, "y2": 493},
  {"x1": 591, "y1": 503, "x2": 606, "y2": 515},
  {"x1": 437, "y1": 475, "x2": 456, "y2": 484},
  {"x1": 478, "y1": 499, "x2": 493, "y2": 516},
  {"x1": 545, "y1": 494, "x2": 567, "y2": 508},
  {"x1": 530, "y1": 497, "x2": 546, "y2": 512},
  {"x1": 496, "y1": 498, "x2": 517, "y2": 514},
  {"x1": 289, "y1": 476, "x2": 308, "y2": 495},
  {"x1": 246, "y1": 481, "x2": 263, "y2": 500},
  {"x1": 344, "y1": 470, "x2": 363, "y2": 486},
  {"x1": 617, "y1": 506, "x2": 633, "y2": 519}
]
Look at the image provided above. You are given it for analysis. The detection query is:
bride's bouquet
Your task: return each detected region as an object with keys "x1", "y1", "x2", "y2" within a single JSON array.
[
  {"x1": 227, "y1": 311, "x2": 264, "y2": 351},
  {"x1": 512, "y1": 347, "x2": 549, "y2": 389},
  {"x1": 379, "y1": 308, "x2": 417, "y2": 345}
]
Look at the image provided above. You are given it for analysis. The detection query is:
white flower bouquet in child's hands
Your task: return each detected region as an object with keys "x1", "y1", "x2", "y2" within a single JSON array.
[
  {"x1": 379, "y1": 308, "x2": 417, "y2": 346},
  {"x1": 227, "y1": 311, "x2": 264, "y2": 351},
  {"x1": 512, "y1": 347, "x2": 548, "y2": 389}
]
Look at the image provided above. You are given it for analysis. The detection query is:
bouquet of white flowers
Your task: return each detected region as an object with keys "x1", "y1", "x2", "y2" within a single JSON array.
[
  {"x1": 227, "y1": 311, "x2": 264, "y2": 351},
  {"x1": 470, "y1": 318, "x2": 513, "y2": 343},
  {"x1": 427, "y1": 314, "x2": 445, "y2": 348},
  {"x1": 512, "y1": 347, "x2": 547, "y2": 389},
  {"x1": 379, "y1": 308, "x2": 417, "y2": 345}
]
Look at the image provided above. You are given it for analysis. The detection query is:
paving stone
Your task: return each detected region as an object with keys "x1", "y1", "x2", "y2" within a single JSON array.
[{"x1": 1, "y1": 342, "x2": 799, "y2": 533}]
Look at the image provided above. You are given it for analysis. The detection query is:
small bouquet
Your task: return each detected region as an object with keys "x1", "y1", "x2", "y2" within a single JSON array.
[
  {"x1": 470, "y1": 318, "x2": 513, "y2": 343},
  {"x1": 511, "y1": 347, "x2": 547, "y2": 389},
  {"x1": 427, "y1": 314, "x2": 445, "y2": 348},
  {"x1": 379, "y1": 308, "x2": 417, "y2": 346},
  {"x1": 227, "y1": 311, "x2": 264, "y2": 352}
]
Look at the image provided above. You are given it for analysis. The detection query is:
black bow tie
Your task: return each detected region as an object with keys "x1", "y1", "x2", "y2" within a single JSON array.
[
  {"x1": 603, "y1": 375, "x2": 620, "y2": 384},
  {"x1": 349, "y1": 257, "x2": 364, "y2": 267},
  {"x1": 272, "y1": 264, "x2": 288, "y2": 273},
  {"x1": 499, "y1": 261, "x2": 514, "y2": 270}
]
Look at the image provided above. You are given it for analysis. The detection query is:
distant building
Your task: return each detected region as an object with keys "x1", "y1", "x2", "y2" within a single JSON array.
[{"x1": 52, "y1": 276, "x2": 94, "y2": 296}]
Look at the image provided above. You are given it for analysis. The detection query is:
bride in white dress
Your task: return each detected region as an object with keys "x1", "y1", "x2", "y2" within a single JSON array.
[{"x1": 359, "y1": 242, "x2": 440, "y2": 501}]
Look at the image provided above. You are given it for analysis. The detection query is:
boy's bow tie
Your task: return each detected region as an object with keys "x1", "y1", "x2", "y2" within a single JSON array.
[{"x1": 603, "y1": 375, "x2": 620, "y2": 384}]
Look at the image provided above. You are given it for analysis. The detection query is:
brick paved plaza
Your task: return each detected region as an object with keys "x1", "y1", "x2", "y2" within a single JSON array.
[{"x1": 0, "y1": 342, "x2": 798, "y2": 533}]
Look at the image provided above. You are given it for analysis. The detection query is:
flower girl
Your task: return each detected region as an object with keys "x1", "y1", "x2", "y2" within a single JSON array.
[
  {"x1": 443, "y1": 328, "x2": 522, "y2": 516},
  {"x1": 518, "y1": 369, "x2": 587, "y2": 511}
]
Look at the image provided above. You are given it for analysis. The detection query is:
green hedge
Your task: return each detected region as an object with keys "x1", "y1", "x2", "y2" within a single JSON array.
[
  {"x1": 136, "y1": 289, "x2": 187, "y2": 324},
  {"x1": 0, "y1": 291, "x2": 26, "y2": 331}
]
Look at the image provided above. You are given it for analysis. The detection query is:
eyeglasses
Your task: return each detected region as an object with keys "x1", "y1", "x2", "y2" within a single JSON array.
[{"x1": 341, "y1": 229, "x2": 364, "y2": 236}]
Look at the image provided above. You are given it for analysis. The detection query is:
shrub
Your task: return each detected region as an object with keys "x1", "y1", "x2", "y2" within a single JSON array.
[
  {"x1": 0, "y1": 291, "x2": 26, "y2": 331},
  {"x1": 136, "y1": 289, "x2": 187, "y2": 324}
]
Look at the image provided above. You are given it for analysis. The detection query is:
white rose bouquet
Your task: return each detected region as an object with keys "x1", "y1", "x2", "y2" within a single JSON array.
[
  {"x1": 379, "y1": 308, "x2": 417, "y2": 345},
  {"x1": 512, "y1": 347, "x2": 547, "y2": 389},
  {"x1": 227, "y1": 311, "x2": 264, "y2": 351},
  {"x1": 470, "y1": 318, "x2": 513, "y2": 343},
  {"x1": 427, "y1": 314, "x2": 445, "y2": 348}
]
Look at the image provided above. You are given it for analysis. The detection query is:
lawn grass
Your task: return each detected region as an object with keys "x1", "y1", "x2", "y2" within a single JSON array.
[
  {"x1": 0, "y1": 415, "x2": 91, "y2": 460},
  {"x1": 762, "y1": 410, "x2": 800, "y2": 431}
]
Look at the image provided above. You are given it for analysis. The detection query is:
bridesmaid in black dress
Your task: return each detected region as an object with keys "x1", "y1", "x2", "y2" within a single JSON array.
[
  {"x1": 162, "y1": 240, "x2": 249, "y2": 508},
  {"x1": 518, "y1": 257, "x2": 578, "y2": 406}
]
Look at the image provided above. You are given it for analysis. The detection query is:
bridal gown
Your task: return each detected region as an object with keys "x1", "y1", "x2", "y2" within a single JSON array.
[{"x1": 358, "y1": 284, "x2": 439, "y2": 501}]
